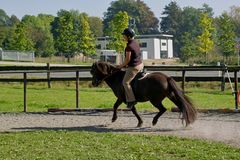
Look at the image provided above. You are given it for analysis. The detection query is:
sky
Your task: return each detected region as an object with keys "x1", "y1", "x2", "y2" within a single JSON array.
[{"x1": 1, "y1": 0, "x2": 240, "y2": 19}]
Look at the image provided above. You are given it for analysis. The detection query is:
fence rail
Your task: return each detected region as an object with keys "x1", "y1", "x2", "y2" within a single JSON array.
[{"x1": 0, "y1": 64, "x2": 239, "y2": 112}]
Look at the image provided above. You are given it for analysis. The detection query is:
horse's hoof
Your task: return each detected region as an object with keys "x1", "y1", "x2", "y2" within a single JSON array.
[
  {"x1": 152, "y1": 120, "x2": 158, "y2": 126},
  {"x1": 137, "y1": 122, "x2": 143, "y2": 128},
  {"x1": 112, "y1": 116, "x2": 117, "y2": 123}
]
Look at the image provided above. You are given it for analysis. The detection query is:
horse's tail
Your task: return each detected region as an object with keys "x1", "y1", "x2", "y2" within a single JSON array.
[{"x1": 167, "y1": 77, "x2": 197, "y2": 126}]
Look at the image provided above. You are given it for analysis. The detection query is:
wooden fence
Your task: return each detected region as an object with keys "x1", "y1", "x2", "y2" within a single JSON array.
[{"x1": 0, "y1": 63, "x2": 239, "y2": 112}]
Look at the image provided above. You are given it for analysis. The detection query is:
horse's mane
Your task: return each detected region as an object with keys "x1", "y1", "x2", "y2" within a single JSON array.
[{"x1": 94, "y1": 61, "x2": 120, "y2": 75}]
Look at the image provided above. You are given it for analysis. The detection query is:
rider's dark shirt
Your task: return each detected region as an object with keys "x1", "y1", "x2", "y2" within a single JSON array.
[{"x1": 125, "y1": 39, "x2": 142, "y2": 67}]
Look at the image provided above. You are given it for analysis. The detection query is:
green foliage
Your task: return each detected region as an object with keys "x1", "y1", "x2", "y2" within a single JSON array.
[
  {"x1": 160, "y1": 2, "x2": 216, "y2": 60},
  {"x1": 9, "y1": 15, "x2": 20, "y2": 26},
  {"x1": 180, "y1": 32, "x2": 198, "y2": 63},
  {"x1": 8, "y1": 23, "x2": 34, "y2": 51},
  {"x1": 160, "y1": 1, "x2": 182, "y2": 35},
  {"x1": 103, "y1": 0, "x2": 159, "y2": 34},
  {"x1": 0, "y1": 26, "x2": 8, "y2": 47},
  {"x1": 197, "y1": 13, "x2": 215, "y2": 63},
  {"x1": 0, "y1": 131, "x2": 239, "y2": 159},
  {"x1": 89, "y1": 16, "x2": 103, "y2": 37},
  {"x1": 0, "y1": 9, "x2": 11, "y2": 26},
  {"x1": 22, "y1": 14, "x2": 56, "y2": 57},
  {"x1": 77, "y1": 13, "x2": 96, "y2": 56},
  {"x1": 1, "y1": 27, "x2": 15, "y2": 49},
  {"x1": 160, "y1": 1, "x2": 183, "y2": 57},
  {"x1": 52, "y1": 10, "x2": 78, "y2": 57},
  {"x1": 216, "y1": 13, "x2": 236, "y2": 62},
  {"x1": 106, "y1": 11, "x2": 129, "y2": 53},
  {"x1": 229, "y1": 6, "x2": 240, "y2": 37},
  {"x1": 52, "y1": 10, "x2": 96, "y2": 58}
]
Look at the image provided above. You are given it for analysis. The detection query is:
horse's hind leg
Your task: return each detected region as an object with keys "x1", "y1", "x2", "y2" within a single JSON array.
[
  {"x1": 131, "y1": 106, "x2": 143, "y2": 127},
  {"x1": 112, "y1": 99, "x2": 122, "y2": 123},
  {"x1": 150, "y1": 100, "x2": 167, "y2": 126}
]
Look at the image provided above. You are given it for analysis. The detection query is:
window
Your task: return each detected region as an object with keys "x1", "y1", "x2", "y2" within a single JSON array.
[
  {"x1": 161, "y1": 42, "x2": 166, "y2": 46},
  {"x1": 96, "y1": 44, "x2": 101, "y2": 49},
  {"x1": 140, "y1": 42, "x2": 147, "y2": 48}
]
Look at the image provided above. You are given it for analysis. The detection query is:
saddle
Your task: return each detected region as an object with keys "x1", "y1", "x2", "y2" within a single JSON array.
[{"x1": 130, "y1": 71, "x2": 146, "y2": 90}]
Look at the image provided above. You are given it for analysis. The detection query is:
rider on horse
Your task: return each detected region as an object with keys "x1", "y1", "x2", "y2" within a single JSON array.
[{"x1": 116, "y1": 28, "x2": 144, "y2": 109}]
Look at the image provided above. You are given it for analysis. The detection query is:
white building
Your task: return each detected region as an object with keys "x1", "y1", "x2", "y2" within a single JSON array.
[
  {"x1": 136, "y1": 34, "x2": 173, "y2": 59},
  {"x1": 96, "y1": 34, "x2": 173, "y2": 60}
]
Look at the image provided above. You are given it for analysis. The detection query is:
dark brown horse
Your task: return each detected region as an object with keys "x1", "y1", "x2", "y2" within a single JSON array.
[{"x1": 90, "y1": 61, "x2": 197, "y2": 127}]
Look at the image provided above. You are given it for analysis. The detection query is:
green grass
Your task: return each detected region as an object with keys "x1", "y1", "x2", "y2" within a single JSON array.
[
  {"x1": 0, "y1": 82, "x2": 237, "y2": 112},
  {"x1": 0, "y1": 131, "x2": 239, "y2": 160}
]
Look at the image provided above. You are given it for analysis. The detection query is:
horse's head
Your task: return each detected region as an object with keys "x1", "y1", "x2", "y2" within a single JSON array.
[{"x1": 90, "y1": 61, "x2": 117, "y2": 87}]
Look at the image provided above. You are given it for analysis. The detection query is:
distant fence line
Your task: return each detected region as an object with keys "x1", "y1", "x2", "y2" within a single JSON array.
[
  {"x1": 0, "y1": 50, "x2": 35, "y2": 62},
  {"x1": 0, "y1": 64, "x2": 239, "y2": 112}
]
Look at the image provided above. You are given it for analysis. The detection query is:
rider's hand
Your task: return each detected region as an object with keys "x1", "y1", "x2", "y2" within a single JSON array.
[{"x1": 116, "y1": 65, "x2": 122, "y2": 69}]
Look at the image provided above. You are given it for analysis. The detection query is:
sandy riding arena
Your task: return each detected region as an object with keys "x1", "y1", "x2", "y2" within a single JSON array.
[{"x1": 0, "y1": 111, "x2": 239, "y2": 147}]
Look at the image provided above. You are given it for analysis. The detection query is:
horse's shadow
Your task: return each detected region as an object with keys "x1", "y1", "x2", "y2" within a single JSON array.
[{"x1": 11, "y1": 124, "x2": 182, "y2": 133}]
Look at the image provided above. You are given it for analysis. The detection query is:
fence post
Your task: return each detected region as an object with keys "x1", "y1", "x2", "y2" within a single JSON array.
[
  {"x1": 221, "y1": 66, "x2": 226, "y2": 91},
  {"x1": 182, "y1": 70, "x2": 186, "y2": 92},
  {"x1": 234, "y1": 70, "x2": 238, "y2": 111},
  {"x1": 47, "y1": 63, "x2": 51, "y2": 88},
  {"x1": 76, "y1": 71, "x2": 79, "y2": 109},
  {"x1": 23, "y1": 72, "x2": 27, "y2": 112}
]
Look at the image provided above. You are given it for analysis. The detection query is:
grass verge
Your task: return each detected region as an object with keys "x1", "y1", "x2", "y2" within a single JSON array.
[
  {"x1": 0, "y1": 82, "x2": 237, "y2": 112},
  {"x1": 0, "y1": 131, "x2": 239, "y2": 160}
]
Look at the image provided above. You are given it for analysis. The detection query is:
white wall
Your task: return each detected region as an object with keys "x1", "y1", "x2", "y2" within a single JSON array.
[
  {"x1": 167, "y1": 39, "x2": 173, "y2": 58},
  {"x1": 138, "y1": 38, "x2": 162, "y2": 59},
  {"x1": 154, "y1": 39, "x2": 160, "y2": 59},
  {"x1": 138, "y1": 38, "x2": 154, "y2": 59}
]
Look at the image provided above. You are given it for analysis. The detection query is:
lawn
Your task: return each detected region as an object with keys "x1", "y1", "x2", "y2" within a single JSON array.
[
  {"x1": 0, "y1": 131, "x2": 239, "y2": 160},
  {"x1": 0, "y1": 82, "x2": 239, "y2": 159},
  {"x1": 0, "y1": 82, "x2": 237, "y2": 112}
]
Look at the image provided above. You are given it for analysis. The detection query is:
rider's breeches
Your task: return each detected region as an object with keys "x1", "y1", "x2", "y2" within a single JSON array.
[{"x1": 123, "y1": 63, "x2": 144, "y2": 102}]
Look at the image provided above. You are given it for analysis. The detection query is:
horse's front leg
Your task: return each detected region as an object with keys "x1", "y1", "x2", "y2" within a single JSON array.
[
  {"x1": 131, "y1": 106, "x2": 143, "y2": 127},
  {"x1": 112, "y1": 99, "x2": 122, "y2": 123}
]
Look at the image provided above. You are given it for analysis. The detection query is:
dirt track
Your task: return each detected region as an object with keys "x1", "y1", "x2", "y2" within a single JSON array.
[{"x1": 0, "y1": 111, "x2": 239, "y2": 148}]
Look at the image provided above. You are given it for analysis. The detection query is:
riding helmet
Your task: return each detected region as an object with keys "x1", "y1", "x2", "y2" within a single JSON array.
[{"x1": 122, "y1": 28, "x2": 135, "y2": 38}]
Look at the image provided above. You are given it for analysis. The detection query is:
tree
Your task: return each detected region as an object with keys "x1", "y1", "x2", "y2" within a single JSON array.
[
  {"x1": 216, "y1": 13, "x2": 236, "y2": 63},
  {"x1": 103, "y1": 0, "x2": 159, "y2": 35},
  {"x1": 0, "y1": 9, "x2": 13, "y2": 47},
  {"x1": 52, "y1": 10, "x2": 96, "y2": 59},
  {"x1": 160, "y1": 1, "x2": 182, "y2": 56},
  {"x1": 197, "y1": 13, "x2": 215, "y2": 63},
  {"x1": 0, "y1": 26, "x2": 8, "y2": 47},
  {"x1": 2, "y1": 27, "x2": 15, "y2": 49},
  {"x1": 9, "y1": 15, "x2": 20, "y2": 26},
  {"x1": 177, "y1": 7, "x2": 204, "y2": 59},
  {"x1": 106, "y1": 11, "x2": 129, "y2": 53},
  {"x1": 9, "y1": 23, "x2": 34, "y2": 51},
  {"x1": 0, "y1": 9, "x2": 11, "y2": 26},
  {"x1": 89, "y1": 16, "x2": 103, "y2": 37},
  {"x1": 228, "y1": 6, "x2": 240, "y2": 37},
  {"x1": 136, "y1": 0, "x2": 159, "y2": 34},
  {"x1": 22, "y1": 14, "x2": 55, "y2": 57},
  {"x1": 77, "y1": 13, "x2": 96, "y2": 56},
  {"x1": 200, "y1": 3, "x2": 214, "y2": 17},
  {"x1": 37, "y1": 14, "x2": 56, "y2": 57},
  {"x1": 52, "y1": 10, "x2": 77, "y2": 58},
  {"x1": 180, "y1": 32, "x2": 198, "y2": 63}
]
